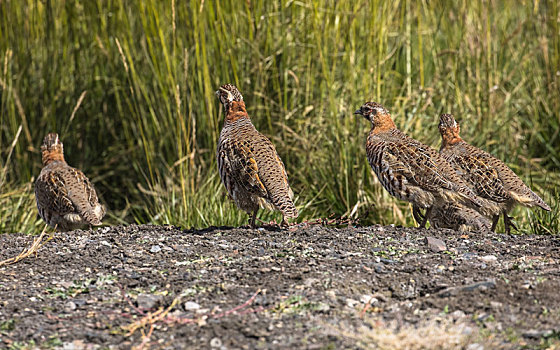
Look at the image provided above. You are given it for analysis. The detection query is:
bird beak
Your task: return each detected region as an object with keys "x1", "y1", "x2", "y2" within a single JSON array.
[
  {"x1": 354, "y1": 109, "x2": 362, "y2": 115},
  {"x1": 214, "y1": 90, "x2": 220, "y2": 97}
]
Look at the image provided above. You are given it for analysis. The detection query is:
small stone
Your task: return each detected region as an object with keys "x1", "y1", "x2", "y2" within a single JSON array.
[
  {"x1": 315, "y1": 303, "x2": 330, "y2": 312},
  {"x1": 450, "y1": 310, "x2": 466, "y2": 320},
  {"x1": 480, "y1": 255, "x2": 498, "y2": 262},
  {"x1": 461, "y1": 280, "x2": 496, "y2": 292},
  {"x1": 475, "y1": 313, "x2": 490, "y2": 322},
  {"x1": 380, "y1": 258, "x2": 396, "y2": 264},
  {"x1": 346, "y1": 298, "x2": 359, "y2": 308},
  {"x1": 360, "y1": 294, "x2": 374, "y2": 304},
  {"x1": 373, "y1": 263, "x2": 385, "y2": 273},
  {"x1": 490, "y1": 301, "x2": 502, "y2": 309},
  {"x1": 210, "y1": 337, "x2": 222, "y2": 348},
  {"x1": 73, "y1": 299, "x2": 86, "y2": 306},
  {"x1": 462, "y1": 326, "x2": 474, "y2": 336},
  {"x1": 184, "y1": 301, "x2": 201, "y2": 311},
  {"x1": 150, "y1": 245, "x2": 161, "y2": 253},
  {"x1": 64, "y1": 301, "x2": 77, "y2": 312},
  {"x1": 425, "y1": 237, "x2": 447, "y2": 252},
  {"x1": 325, "y1": 290, "x2": 337, "y2": 300},
  {"x1": 437, "y1": 280, "x2": 496, "y2": 297},
  {"x1": 137, "y1": 293, "x2": 163, "y2": 309},
  {"x1": 522, "y1": 329, "x2": 553, "y2": 339},
  {"x1": 62, "y1": 340, "x2": 86, "y2": 350},
  {"x1": 466, "y1": 343, "x2": 483, "y2": 350}
]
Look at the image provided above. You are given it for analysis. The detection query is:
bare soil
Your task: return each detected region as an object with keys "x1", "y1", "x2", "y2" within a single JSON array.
[{"x1": 1, "y1": 224, "x2": 559, "y2": 349}]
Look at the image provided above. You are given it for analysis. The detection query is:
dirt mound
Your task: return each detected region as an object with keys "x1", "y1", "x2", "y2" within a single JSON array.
[{"x1": 1, "y1": 224, "x2": 559, "y2": 349}]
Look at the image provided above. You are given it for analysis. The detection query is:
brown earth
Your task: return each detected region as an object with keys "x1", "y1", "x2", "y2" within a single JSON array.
[{"x1": 1, "y1": 224, "x2": 559, "y2": 349}]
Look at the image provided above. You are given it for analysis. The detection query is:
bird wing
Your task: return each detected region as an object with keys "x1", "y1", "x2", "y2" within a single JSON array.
[
  {"x1": 449, "y1": 150, "x2": 510, "y2": 203},
  {"x1": 35, "y1": 169, "x2": 77, "y2": 218},
  {"x1": 218, "y1": 138, "x2": 268, "y2": 199},
  {"x1": 477, "y1": 148, "x2": 551, "y2": 210},
  {"x1": 383, "y1": 141, "x2": 458, "y2": 193},
  {"x1": 62, "y1": 167, "x2": 103, "y2": 220},
  {"x1": 252, "y1": 134, "x2": 298, "y2": 217}
]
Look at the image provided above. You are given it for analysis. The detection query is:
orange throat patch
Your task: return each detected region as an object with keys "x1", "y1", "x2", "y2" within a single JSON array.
[
  {"x1": 441, "y1": 127, "x2": 462, "y2": 147},
  {"x1": 226, "y1": 101, "x2": 250, "y2": 122},
  {"x1": 42, "y1": 150, "x2": 65, "y2": 166},
  {"x1": 371, "y1": 113, "x2": 397, "y2": 133}
]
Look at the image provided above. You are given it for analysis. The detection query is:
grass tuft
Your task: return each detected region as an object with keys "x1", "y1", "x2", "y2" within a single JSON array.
[{"x1": 0, "y1": 1, "x2": 558, "y2": 233}]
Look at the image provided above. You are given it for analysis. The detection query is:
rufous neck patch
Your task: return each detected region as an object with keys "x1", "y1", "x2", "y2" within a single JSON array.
[
  {"x1": 42, "y1": 150, "x2": 65, "y2": 166},
  {"x1": 226, "y1": 101, "x2": 250, "y2": 122},
  {"x1": 441, "y1": 126, "x2": 462, "y2": 147},
  {"x1": 372, "y1": 113, "x2": 397, "y2": 133}
]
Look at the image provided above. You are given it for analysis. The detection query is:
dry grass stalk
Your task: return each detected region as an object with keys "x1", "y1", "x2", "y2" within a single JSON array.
[{"x1": 0, "y1": 225, "x2": 54, "y2": 267}]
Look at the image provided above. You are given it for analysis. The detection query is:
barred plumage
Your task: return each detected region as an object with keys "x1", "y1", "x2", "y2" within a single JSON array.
[
  {"x1": 428, "y1": 203, "x2": 492, "y2": 233},
  {"x1": 35, "y1": 133, "x2": 105, "y2": 231},
  {"x1": 354, "y1": 102, "x2": 482, "y2": 228},
  {"x1": 216, "y1": 84, "x2": 298, "y2": 227},
  {"x1": 438, "y1": 113, "x2": 551, "y2": 233}
]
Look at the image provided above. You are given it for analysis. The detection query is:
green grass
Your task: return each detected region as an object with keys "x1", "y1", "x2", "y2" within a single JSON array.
[{"x1": 1, "y1": 0, "x2": 559, "y2": 234}]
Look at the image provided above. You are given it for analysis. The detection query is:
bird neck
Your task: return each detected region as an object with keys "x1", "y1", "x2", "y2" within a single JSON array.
[
  {"x1": 225, "y1": 101, "x2": 250, "y2": 123},
  {"x1": 440, "y1": 126, "x2": 462, "y2": 148},
  {"x1": 371, "y1": 114, "x2": 397, "y2": 133},
  {"x1": 42, "y1": 149, "x2": 65, "y2": 166}
]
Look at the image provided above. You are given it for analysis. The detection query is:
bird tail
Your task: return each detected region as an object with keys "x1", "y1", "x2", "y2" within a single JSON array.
[
  {"x1": 532, "y1": 192, "x2": 551, "y2": 211},
  {"x1": 80, "y1": 204, "x2": 105, "y2": 226},
  {"x1": 281, "y1": 202, "x2": 299, "y2": 218}
]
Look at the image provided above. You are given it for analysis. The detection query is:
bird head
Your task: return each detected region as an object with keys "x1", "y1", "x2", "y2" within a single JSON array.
[
  {"x1": 41, "y1": 133, "x2": 65, "y2": 165},
  {"x1": 215, "y1": 84, "x2": 243, "y2": 111},
  {"x1": 438, "y1": 113, "x2": 462, "y2": 145},
  {"x1": 354, "y1": 102, "x2": 391, "y2": 127}
]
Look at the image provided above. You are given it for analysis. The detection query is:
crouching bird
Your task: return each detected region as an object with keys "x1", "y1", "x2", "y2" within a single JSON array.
[
  {"x1": 215, "y1": 84, "x2": 298, "y2": 228},
  {"x1": 437, "y1": 113, "x2": 550, "y2": 233},
  {"x1": 35, "y1": 133, "x2": 105, "y2": 231},
  {"x1": 354, "y1": 102, "x2": 482, "y2": 228}
]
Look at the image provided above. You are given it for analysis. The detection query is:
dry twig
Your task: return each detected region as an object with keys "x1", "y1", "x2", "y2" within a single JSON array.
[{"x1": 0, "y1": 225, "x2": 54, "y2": 267}]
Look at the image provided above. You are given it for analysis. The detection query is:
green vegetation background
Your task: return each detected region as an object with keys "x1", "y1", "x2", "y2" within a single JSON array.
[{"x1": 1, "y1": 0, "x2": 558, "y2": 234}]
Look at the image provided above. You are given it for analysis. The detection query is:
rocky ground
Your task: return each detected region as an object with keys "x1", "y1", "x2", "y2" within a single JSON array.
[{"x1": 1, "y1": 224, "x2": 559, "y2": 349}]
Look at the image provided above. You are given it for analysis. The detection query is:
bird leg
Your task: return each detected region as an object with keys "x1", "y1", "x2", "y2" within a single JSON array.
[
  {"x1": 280, "y1": 216, "x2": 289, "y2": 228},
  {"x1": 503, "y1": 212, "x2": 518, "y2": 234},
  {"x1": 490, "y1": 215, "x2": 500, "y2": 232},
  {"x1": 249, "y1": 210, "x2": 258, "y2": 228},
  {"x1": 412, "y1": 205, "x2": 425, "y2": 226},
  {"x1": 419, "y1": 207, "x2": 432, "y2": 229}
]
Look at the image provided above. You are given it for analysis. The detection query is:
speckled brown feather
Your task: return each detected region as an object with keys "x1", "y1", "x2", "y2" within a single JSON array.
[
  {"x1": 439, "y1": 114, "x2": 551, "y2": 218},
  {"x1": 356, "y1": 103, "x2": 482, "y2": 219},
  {"x1": 428, "y1": 203, "x2": 492, "y2": 233},
  {"x1": 35, "y1": 133, "x2": 105, "y2": 231},
  {"x1": 216, "y1": 85, "x2": 298, "y2": 225}
]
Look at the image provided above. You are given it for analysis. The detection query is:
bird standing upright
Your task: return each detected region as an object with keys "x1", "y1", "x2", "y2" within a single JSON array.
[
  {"x1": 215, "y1": 84, "x2": 298, "y2": 227},
  {"x1": 354, "y1": 102, "x2": 482, "y2": 227},
  {"x1": 35, "y1": 133, "x2": 105, "y2": 231},
  {"x1": 438, "y1": 113, "x2": 551, "y2": 233}
]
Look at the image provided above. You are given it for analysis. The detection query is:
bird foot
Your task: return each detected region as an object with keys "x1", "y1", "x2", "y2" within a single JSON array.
[{"x1": 504, "y1": 215, "x2": 518, "y2": 234}]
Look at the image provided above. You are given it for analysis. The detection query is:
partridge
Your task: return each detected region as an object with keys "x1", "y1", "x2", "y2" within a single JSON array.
[
  {"x1": 428, "y1": 203, "x2": 492, "y2": 233},
  {"x1": 354, "y1": 102, "x2": 482, "y2": 228},
  {"x1": 438, "y1": 113, "x2": 551, "y2": 233},
  {"x1": 35, "y1": 133, "x2": 105, "y2": 231},
  {"x1": 216, "y1": 84, "x2": 298, "y2": 227}
]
